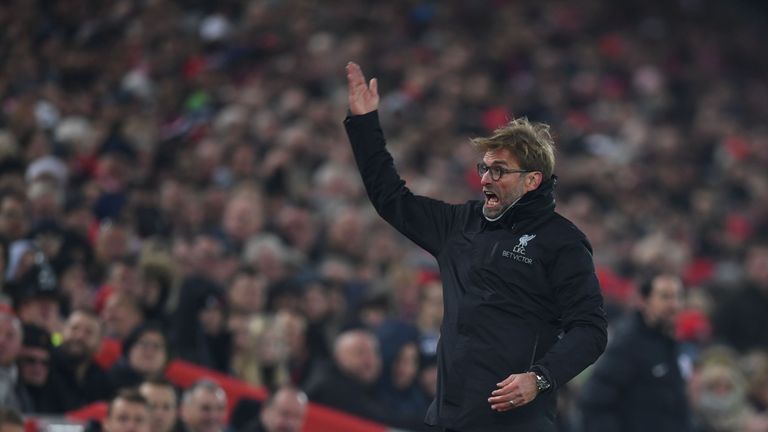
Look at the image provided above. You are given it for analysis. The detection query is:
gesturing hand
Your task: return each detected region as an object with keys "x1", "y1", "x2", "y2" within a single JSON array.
[
  {"x1": 487, "y1": 372, "x2": 539, "y2": 412},
  {"x1": 346, "y1": 62, "x2": 379, "y2": 115}
]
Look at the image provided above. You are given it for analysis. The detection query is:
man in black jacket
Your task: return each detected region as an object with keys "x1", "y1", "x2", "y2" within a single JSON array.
[
  {"x1": 578, "y1": 273, "x2": 691, "y2": 431},
  {"x1": 344, "y1": 62, "x2": 607, "y2": 432}
]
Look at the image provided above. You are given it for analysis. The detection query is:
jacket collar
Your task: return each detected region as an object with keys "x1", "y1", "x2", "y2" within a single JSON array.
[{"x1": 482, "y1": 175, "x2": 557, "y2": 229}]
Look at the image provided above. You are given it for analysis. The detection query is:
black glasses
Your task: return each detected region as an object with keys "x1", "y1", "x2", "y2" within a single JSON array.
[{"x1": 476, "y1": 163, "x2": 532, "y2": 181}]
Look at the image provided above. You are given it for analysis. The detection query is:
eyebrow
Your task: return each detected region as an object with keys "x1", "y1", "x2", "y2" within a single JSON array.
[{"x1": 483, "y1": 160, "x2": 510, "y2": 166}]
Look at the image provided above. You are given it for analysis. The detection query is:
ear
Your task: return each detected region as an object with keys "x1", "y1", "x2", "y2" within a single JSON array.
[{"x1": 524, "y1": 172, "x2": 543, "y2": 192}]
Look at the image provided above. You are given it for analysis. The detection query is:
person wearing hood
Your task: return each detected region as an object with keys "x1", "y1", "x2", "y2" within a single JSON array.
[
  {"x1": 15, "y1": 323, "x2": 68, "y2": 414},
  {"x1": 170, "y1": 276, "x2": 230, "y2": 372},
  {"x1": 375, "y1": 320, "x2": 430, "y2": 422},
  {"x1": 344, "y1": 62, "x2": 607, "y2": 431},
  {"x1": 109, "y1": 322, "x2": 170, "y2": 391}
]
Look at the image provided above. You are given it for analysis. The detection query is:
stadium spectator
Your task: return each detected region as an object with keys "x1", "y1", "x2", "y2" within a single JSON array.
[
  {"x1": 713, "y1": 241, "x2": 768, "y2": 352},
  {"x1": 237, "y1": 386, "x2": 308, "y2": 432},
  {"x1": 139, "y1": 378, "x2": 183, "y2": 432},
  {"x1": 15, "y1": 324, "x2": 67, "y2": 414},
  {"x1": 53, "y1": 309, "x2": 114, "y2": 410},
  {"x1": 0, "y1": 309, "x2": 22, "y2": 410},
  {"x1": 579, "y1": 273, "x2": 691, "y2": 431},
  {"x1": 305, "y1": 329, "x2": 384, "y2": 423},
  {"x1": 109, "y1": 322, "x2": 170, "y2": 391},
  {"x1": 180, "y1": 379, "x2": 228, "y2": 432},
  {"x1": 102, "y1": 389, "x2": 150, "y2": 432}
]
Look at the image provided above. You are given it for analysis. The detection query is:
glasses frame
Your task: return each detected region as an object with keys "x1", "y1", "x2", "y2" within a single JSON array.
[{"x1": 476, "y1": 163, "x2": 533, "y2": 181}]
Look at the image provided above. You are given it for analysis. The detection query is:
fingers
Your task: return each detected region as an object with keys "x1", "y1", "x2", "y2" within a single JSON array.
[
  {"x1": 497, "y1": 374, "x2": 516, "y2": 388},
  {"x1": 369, "y1": 77, "x2": 378, "y2": 97},
  {"x1": 489, "y1": 393, "x2": 524, "y2": 412},
  {"x1": 346, "y1": 61, "x2": 365, "y2": 88},
  {"x1": 488, "y1": 374, "x2": 536, "y2": 412}
]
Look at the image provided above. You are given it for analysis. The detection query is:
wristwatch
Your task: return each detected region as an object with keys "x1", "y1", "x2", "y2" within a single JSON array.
[{"x1": 533, "y1": 372, "x2": 551, "y2": 393}]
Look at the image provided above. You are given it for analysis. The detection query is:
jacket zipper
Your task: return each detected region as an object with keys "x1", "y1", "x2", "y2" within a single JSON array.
[{"x1": 529, "y1": 332, "x2": 540, "y2": 367}]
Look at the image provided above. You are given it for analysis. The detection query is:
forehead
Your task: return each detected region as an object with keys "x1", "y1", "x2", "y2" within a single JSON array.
[
  {"x1": 482, "y1": 148, "x2": 518, "y2": 166},
  {"x1": 651, "y1": 276, "x2": 683, "y2": 296},
  {"x1": 68, "y1": 312, "x2": 99, "y2": 327},
  {"x1": 0, "y1": 315, "x2": 21, "y2": 334},
  {"x1": 111, "y1": 399, "x2": 149, "y2": 416},
  {"x1": 191, "y1": 388, "x2": 226, "y2": 405},
  {"x1": 142, "y1": 384, "x2": 176, "y2": 401}
]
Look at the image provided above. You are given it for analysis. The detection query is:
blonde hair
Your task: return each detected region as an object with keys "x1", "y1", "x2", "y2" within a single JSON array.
[{"x1": 471, "y1": 117, "x2": 556, "y2": 179}]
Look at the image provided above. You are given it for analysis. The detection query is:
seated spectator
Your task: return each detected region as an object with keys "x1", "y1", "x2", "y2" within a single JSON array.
[
  {"x1": 171, "y1": 276, "x2": 230, "y2": 372},
  {"x1": 239, "y1": 386, "x2": 308, "y2": 432},
  {"x1": 109, "y1": 322, "x2": 169, "y2": 391},
  {"x1": 102, "y1": 388, "x2": 150, "y2": 432},
  {"x1": 713, "y1": 241, "x2": 768, "y2": 352},
  {"x1": 139, "y1": 378, "x2": 184, "y2": 432},
  {"x1": 0, "y1": 309, "x2": 22, "y2": 410},
  {"x1": 15, "y1": 324, "x2": 67, "y2": 414},
  {"x1": 230, "y1": 313, "x2": 289, "y2": 390},
  {"x1": 690, "y1": 360, "x2": 758, "y2": 431},
  {"x1": 305, "y1": 329, "x2": 384, "y2": 422},
  {"x1": 53, "y1": 309, "x2": 114, "y2": 410},
  {"x1": 0, "y1": 407, "x2": 23, "y2": 432},
  {"x1": 375, "y1": 320, "x2": 430, "y2": 423},
  {"x1": 180, "y1": 379, "x2": 227, "y2": 432},
  {"x1": 101, "y1": 293, "x2": 145, "y2": 342}
]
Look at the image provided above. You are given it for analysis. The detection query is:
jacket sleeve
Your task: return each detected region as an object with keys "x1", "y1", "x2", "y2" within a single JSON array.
[
  {"x1": 531, "y1": 240, "x2": 608, "y2": 389},
  {"x1": 577, "y1": 338, "x2": 638, "y2": 432},
  {"x1": 344, "y1": 111, "x2": 462, "y2": 256}
]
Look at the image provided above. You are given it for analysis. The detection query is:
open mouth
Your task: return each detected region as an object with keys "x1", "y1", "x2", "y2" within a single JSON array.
[{"x1": 484, "y1": 191, "x2": 500, "y2": 207}]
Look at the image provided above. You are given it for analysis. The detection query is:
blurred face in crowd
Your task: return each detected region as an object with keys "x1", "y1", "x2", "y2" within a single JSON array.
[
  {"x1": 227, "y1": 271, "x2": 266, "y2": 314},
  {"x1": 102, "y1": 295, "x2": 144, "y2": 340},
  {"x1": 222, "y1": 192, "x2": 263, "y2": 243},
  {"x1": 334, "y1": 330, "x2": 381, "y2": 385},
  {"x1": 139, "y1": 383, "x2": 178, "y2": 432},
  {"x1": 392, "y1": 342, "x2": 420, "y2": 390},
  {"x1": 95, "y1": 221, "x2": 131, "y2": 264},
  {"x1": 16, "y1": 296, "x2": 60, "y2": 334},
  {"x1": 61, "y1": 311, "x2": 102, "y2": 362},
  {"x1": 129, "y1": 330, "x2": 167, "y2": 376},
  {"x1": 104, "y1": 397, "x2": 150, "y2": 432},
  {"x1": 18, "y1": 346, "x2": 50, "y2": 386},
  {"x1": 260, "y1": 387, "x2": 307, "y2": 432},
  {"x1": 746, "y1": 245, "x2": 768, "y2": 291},
  {"x1": 276, "y1": 310, "x2": 306, "y2": 359},
  {"x1": 181, "y1": 385, "x2": 227, "y2": 432},
  {"x1": 642, "y1": 275, "x2": 684, "y2": 336},
  {"x1": 0, "y1": 194, "x2": 27, "y2": 240},
  {"x1": 480, "y1": 149, "x2": 539, "y2": 219},
  {"x1": 0, "y1": 314, "x2": 22, "y2": 367}
]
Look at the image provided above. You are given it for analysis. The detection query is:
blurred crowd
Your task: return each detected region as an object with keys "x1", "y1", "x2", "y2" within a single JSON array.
[{"x1": 1, "y1": 0, "x2": 768, "y2": 431}]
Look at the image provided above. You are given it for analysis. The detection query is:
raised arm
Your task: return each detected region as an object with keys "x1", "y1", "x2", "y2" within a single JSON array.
[{"x1": 343, "y1": 62, "x2": 465, "y2": 256}]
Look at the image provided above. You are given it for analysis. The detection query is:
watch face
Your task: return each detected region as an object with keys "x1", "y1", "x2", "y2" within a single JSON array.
[{"x1": 536, "y1": 374, "x2": 550, "y2": 390}]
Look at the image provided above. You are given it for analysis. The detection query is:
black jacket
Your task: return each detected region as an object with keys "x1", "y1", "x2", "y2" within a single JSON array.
[
  {"x1": 578, "y1": 312, "x2": 691, "y2": 432},
  {"x1": 345, "y1": 112, "x2": 607, "y2": 432}
]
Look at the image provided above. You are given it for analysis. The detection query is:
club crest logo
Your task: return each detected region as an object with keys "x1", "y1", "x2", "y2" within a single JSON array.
[{"x1": 513, "y1": 234, "x2": 536, "y2": 255}]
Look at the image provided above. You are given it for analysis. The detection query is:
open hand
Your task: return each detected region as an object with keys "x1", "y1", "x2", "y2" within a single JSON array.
[{"x1": 346, "y1": 62, "x2": 379, "y2": 115}]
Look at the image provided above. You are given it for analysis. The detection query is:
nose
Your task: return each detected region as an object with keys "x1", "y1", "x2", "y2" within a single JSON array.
[{"x1": 480, "y1": 170, "x2": 493, "y2": 185}]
